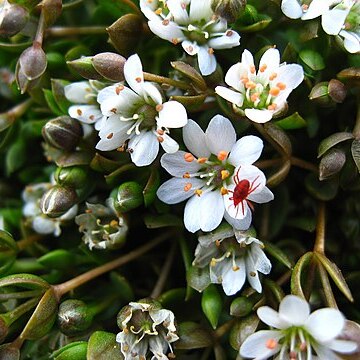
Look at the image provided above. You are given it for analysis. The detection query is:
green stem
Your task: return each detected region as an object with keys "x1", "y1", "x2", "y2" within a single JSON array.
[
  {"x1": 214, "y1": 319, "x2": 236, "y2": 339},
  {"x1": 46, "y1": 26, "x2": 107, "y2": 37},
  {"x1": 17, "y1": 234, "x2": 43, "y2": 251},
  {"x1": 314, "y1": 202, "x2": 326, "y2": 254},
  {"x1": 143, "y1": 72, "x2": 193, "y2": 91},
  {"x1": 53, "y1": 233, "x2": 170, "y2": 299},
  {"x1": 290, "y1": 156, "x2": 318, "y2": 173},
  {"x1": 0, "y1": 289, "x2": 43, "y2": 301}
]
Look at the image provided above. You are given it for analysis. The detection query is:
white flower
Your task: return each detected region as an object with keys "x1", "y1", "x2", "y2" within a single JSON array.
[
  {"x1": 139, "y1": 0, "x2": 241, "y2": 76},
  {"x1": 96, "y1": 54, "x2": 188, "y2": 167},
  {"x1": 281, "y1": 0, "x2": 337, "y2": 20},
  {"x1": 157, "y1": 114, "x2": 274, "y2": 233},
  {"x1": 65, "y1": 80, "x2": 107, "y2": 130},
  {"x1": 215, "y1": 48, "x2": 304, "y2": 123},
  {"x1": 240, "y1": 295, "x2": 357, "y2": 360},
  {"x1": 22, "y1": 182, "x2": 77, "y2": 237},
  {"x1": 321, "y1": 0, "x2": 360, "y2": 54},
  {"x1": 193, "y1": 224, "x2": 272, "y2": 295},
  {"x1": 116, "y1": 299, "x2": 178, "y2": 360}
]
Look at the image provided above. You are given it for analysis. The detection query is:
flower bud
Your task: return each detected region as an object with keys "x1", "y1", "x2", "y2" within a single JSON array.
[
  {"x1": 40, "y1": 185, "x2": 78, "y2": 218},
  {"x1": 114, "y1": 181, "x2": 144, "y2": 213},
  {"x1": 211, "y1": 0, "x2": 246, "y2": 22},
  {"x1": 0, "y1": 0, "x2": 29, "y2": 37},
  {"x1": 54, "y1": 166, "x2": 90, "y2": 189},
  {"x1": 66, "y1": 57, "x2": 104, "y2": 81},
  {"x1": 92, "y1": 52, "x2": 126, "y2": 82},
  {"x1": 18, "y1": 42, "x2": 47, "y2": 81},
  {"x1": 328, "y1": 79, "x2": 347, "y2": 103},
  {"x1": 57, "y1": 299, "x2": 93, "y2": 336},
  {"x1": 319, "y1": 148, "x2": 346, "y2": 181},
  {"x1": 230, "y1": 296, "x2": 253, "y2": 317},
  {"x1": 309, "y1": 80, "x2": 347, "y2": 107},
  {"x1": 42, "y1": 116, "x2": 83, "y2": 151}
]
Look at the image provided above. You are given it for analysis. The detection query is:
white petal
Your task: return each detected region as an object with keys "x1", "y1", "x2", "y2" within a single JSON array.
[
  {"x1": 199, "y1": 191, "x2": 225, "y2": 232},
  {"x1": 68, "y1": 105, "x2": 102, "y2": 124},
  {"x1": 142, "y1": 81, "x2": 163, "y2": 105},
  {"x1": 281, "y1": 0, "x2": 303, "y2": 19},
  {"x1": 222, "y1": 258, "x2": 246, "y2": 295},
  {"x1": 276, "y1": 63, "x2": 304, "y2": 91},
  {"x1": 157, "y1": 177, "x2": 204, "y2": 204},
  {"x1": 305, "y1": 308, "x2": 345, "y2": 343},
  {"x1": 302, "y1": 0, "x2": 332, "y2": 20},
  {"x1": 96, "y1": 129, "x2": 131, "y2": 151},
  {"x1": 340, "y1": 30, "x2": 360, "y2": 53},
  {"x1": 148, "y1": 19, "x2": 185, "y2": 43},
  {"x1": 322, "y1": 8, "x2": 349, "y2": 35},
  {"x1": 128, "y1": 131, "x2": 159, "y2": 166},
  {"x1": 312, "y1": 344, "x2": 342, "y2": 360},
  {"x1": 189, "y1": 0, "x2": 212, "y2": 22},
  {"x1": 97, "y1": 84, "x2": 140, "y2": 105},
  {"x1": 124, "y1": 54, "x2": 146, "y2": 96},
  {"x1": 160, "y1": 151, "x2": 201, "y2": 177},
  {"x1": 64, "y1": 81, "x2": 92, "y2": 103},
  {"x1": 260, "y1": 48, "x2": 280, "y2": 72},
  {"x1": 257, "y1": 306, "x2": 288, "y2": 329},
  {"x1": 215, "y1": 86, "x2": 244, "y2": 107},
  {"x1": 246, "y1": 258, "x2": 263, "y2": 293},
  {"x1": 32, "y1": 216, "x2": 57, "y2": 235},
  {"x1": 231, "y1": 164, "x2": 267, "y2": 189},
  {"x1": 224, "y1": 192, "x2": 251, "y2": 220},
  {"x1": 184, "y1": 195, "x2": 202, "y2": 232},
  {"x1": 251, "y1": 243, "x2": 272, "y2": 274},
  {"x1": 228, "y1": 135, "x2": 263, "y2": 167},
  {"x1": 224, "y1": 62, "x2": 246, "y2": 92},
  {"x1": 98, "y1": 114, "x2": 132, "y2": 137},
  {"x1": 245, "y1": 108, "x2": 273, "y2": 123},
  {"x1": 207, "y1": 31, "x2": 241, "y2": 49},
  {"x1": 157, "y1": 101, "x2": 188, "y2": 129},
  {"x1": 182, "y1": 40, "x2": 200, "y2": 55},
  {"x1": 160, "y1": 133, "x2": 179, "y2": 153},
  {"x1": 247, "y1": 186, "x2": 274, "y2": 203},
  {"x1": 139, "y1": 0, "x2": 159, "y2": 20},
  {"x1": 241, "y1": 49, "x2": 255, "y2": 68},
  {"x1": 183, "y1": 119, "x2": 211, "y2": 158},
  {"x1": 279, "y1": 295, "x2": 310, "y2": 326},
  {"x1": 197, "y1": 45, "x2": 217, "y2": 76},
  {"x1": 327, "y1": 339, "x2": 358, "y2": 353},
  {"x1": 224, "y1": 208, "x2": 252, "y2": 230},
  {"x1": 240, "y1": 330, "x2": 283, "y2": 359},
  {"x1": 167, "y1": 0, "x2": 189, "y2": 24},
  {"x1": 205, "y1": 114, "x2": 236, "y2": 155}
]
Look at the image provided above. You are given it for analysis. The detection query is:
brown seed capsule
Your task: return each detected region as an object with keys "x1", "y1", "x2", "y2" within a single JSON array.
[{"x1": 92, "y1": 52, "x2": 126, "y2": 81}]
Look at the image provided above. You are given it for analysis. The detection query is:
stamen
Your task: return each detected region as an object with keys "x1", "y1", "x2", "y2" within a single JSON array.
[
  {"x1": 208, "y1": 47, "x2": 214, "y2": 54},
  {"x1": 269, "y1": 87, "x2": 280, "y2": 96},
  {"x1": 220, "y1": 187, "x2": 228, "y2": 195},
  {"x1": 232, "y1": 253, "x2": 239, "y2": 271},
  {"x1": 107, "y1": 132, "x2": 114, "y2": 139},
  {"x1": 277, "y1": 82, "x2": 286, "y2": 90},
  {"x1": 77, "y1": 108, "x2": 82, "y2": 116},
  {"x1": 221, "y1": 170, "x2": 230, "y2": 180},
  {"x1": 302, "y1": 4, "x2": 309, "y2": 11},
  {"x1": 89, "y1": 115, "x2": 95, "y2": 121},
  {"x1": 184, "y1": 183, "x2": 192, "y2": 192},
  {"x1": 269, "y1": 72, "x2": 277, "y2": 80},
  {"x1": 156, "y1": 104, "x2": 163, "y2": 112},
  {"x1": 250, "y1": 93, "x2": 260, "y2": 102},
  {"x1": 215, "y1": 239, "x2": 221, "y2": 247},
  {"x1": 249, "y1": 65, "x2": 256, "y2": 74},
  {"x1": 241, "y1": 76, "x2": 249, "y2": 84},
  {"x1": 155, "y1": 8, "x2": 162, "y2": 14},
  {"x1": 171, "y1": 38, "x2": 179, "y2": 45},
  {"x1": 197, "y1": 157, "x2": 208, "y2": 164},
  {"x1": 268, "y1": 103, "x2": 277, "y2": 110},
  {"x1": 249, "y1": 271, "x2": 256, "y2": 277},
  {"x1": 265, "y1": 338, "x2": 278, "y2": 350},
  {"x1": 162, "y1": 19, "x2": 169, "y2": 25},
  {"x1": 194, "y1": 189, "x2": 203, "y2": 196},
  {"x1": 226, "y1": 30, "x2": 233, "y2": 36},
  {"x1": 245, "y1": 81, "x2": 256, "y2": 89},
  {"x1": 181, "y1": 2, "x2": 186, "y2": 9},
  {"x1": 260, "y1": 64, "x2": 267, "y2": 72},
  {"x1": 110, "y1": 108, "x2": 117, "y2": 113},
  {"x1": 135, "y1": 77, "x2": 142, "y2": 83},
  {"x1": 115, "y1": 85, "x2": 124, "y2": 95},
  {"x1": 157, "y1": 129, "x2": 164, "y2": 135},
  {"x1": 217, "y1": 150, "x2": 228, "y2": 161},
  {"x1": 183, "y1": 172, "x2": 190, "y2": 178},
  {"x1": 184, "y1": 153, "x2": 194, "y2": 162},
  {"x1": 109, "y1": 220, "x2": 118, "y2": 227},
  {"x1": 157, "y1": 136, "x2": 164, "y2": 142}
]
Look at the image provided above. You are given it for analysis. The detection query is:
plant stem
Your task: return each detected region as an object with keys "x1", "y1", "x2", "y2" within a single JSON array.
[
  {"x1": 46, "y1": 26, "x2": 107, "y2": 37},
  {"x1": 314, "y1": 202, "x2": 326, "y2": 254},
  {"x1": 214, "y1": 319, "x2": 236, "y2": 339},
  {"x1": 4, "y1": 297, "x2": 40, "y2": 325},
  {"x1": 17, "y1": 234, "x2": 43, "y2": 251},
  {"x1": 150, "y1": 242, "x2": 177, "y2": 299},
  {"x1": 143, "y1": 72, "x2": 193, "y2": 91},
  {"x1": 53, "y1": 233, "x2": 170, "y2": 299},
  {"x1": 290, "y1": 156, "x2": 318, "y2": 173}
]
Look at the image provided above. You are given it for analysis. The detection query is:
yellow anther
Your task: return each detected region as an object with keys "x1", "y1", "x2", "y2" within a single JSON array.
[
  {"x1": 194, "y1": 189, "x2": 203, "y2": 196},
  {"x1": 217, "y1": 150, "x2": 228, "y2": 161},
  {"x1": 110, "y1": 220, "x2": 118, "y2": 227},
  {"x1": 220, "y1": 187, "x2": 229, "y2": 195},
  {"x1": 215, "y1": 239, "x2": 221, "y2": 247},
  {"x1": 155, "y1": 7, "x2": 162, "y2": 14},
  {"x1": 210, "y1": 258, "x2": 216, "y2": 267},
  {"x1": 221, "y1": 170, "x2": 230, "y2": 180},
  {"x1": 182, "y1": 172, "x2": 190, "y2": 178}
]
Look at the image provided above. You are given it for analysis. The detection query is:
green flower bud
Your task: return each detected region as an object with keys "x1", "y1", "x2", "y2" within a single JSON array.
[
  {"x1": 40, "y1": 185, "x2": 78, "y2": 218},
  {"x1": 92, "y1": 52, "x2": 126, "y2": 82},
  {"x1": 57, "y1": 299, "x2": 93, "y2": 336},
  {"x1": 66, "y1": 57, "x2": 104, "y2": 81},
  {"x1": 54, "y1": 166, "x2": 90, "y2": 189},
  {"x1": 18, "y1": 42, "x2": 47, "y2": 81},
  {"x1": 114, "y1": 181, "x2": 144, "y2": 213},
  {"x1": 319, "y1": 148, "x2": 346, "y2": 181},
  {"x1": 211, "y1": 0, "x2": 246, "y2": 22},
  {"x1": 230, "y1": 296, "x2": 253, "y2": 317},
  {"x1": 0, "y1": 0, "x2": 29, "y2": 37},
  {"x1": 42, "y1": 116, "x2": 83, "y2": 151}
]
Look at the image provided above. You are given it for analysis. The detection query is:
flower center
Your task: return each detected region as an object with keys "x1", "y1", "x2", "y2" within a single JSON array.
[{"x1": 136, "y1": 103, "x2": 158, "y2": 131}]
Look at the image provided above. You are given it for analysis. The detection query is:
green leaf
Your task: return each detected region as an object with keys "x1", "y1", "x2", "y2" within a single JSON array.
[
  {"x1": 318, "y1": 132, "x2": 354, "y2": 158},
  {"x1": 275, "y1": 112, "x2": 307, "y2": 130},
  {"x1": 201, "y1": 285, "x2": 222, "y2": 329},
  {"x1": 87, "y1": 331, "x2": 122, "y2": 360},
  {"x1": 6, "y1": 140, "x2": 26, "y2": 175},
  {"x1": 299, "y1": 49, "x2": 325, "y2": 71},
  {"x1": 229, "y1": 315, "x2": 259, "y2": 350},
  {"x1": 0, "y1": 273, "x2": 50, "y2": 291},
  {"x1": 0, "y1": 230, "x2": 18, "y2": 275},
  {"x1": 43, "y1": 89, "x2": 63, "y2": 116},
  {"x1": 305, "y1": 173, "x2": 338, "y2": 201},
  {"x1": 187, "y1": 266, "x2": 211, "y2": 293},
  {"x1": 351, "y1": 139, "x2": 360, "y2": 173},
  {"x1": 143, "y1": 214, "x2": 182, "y2": 229},
  {"x1": 51, "y1": 79, "x2": 72, "y2": 114},
  {"x1": 51, "y1": 342, "x2": 88, "y2": 360},
  {"x1": 37, "y1": 249, "x2": 75, "y2": 271},
  {"x1": 315, "y1": 252, "x2": 354, "y2": 302},
  {"x1": 262, "y1": 241, "x2": 293, "y2": 269},
  {"x1": 109, "y1": 272, "x2": 134, "y2": 303},
  {"x1": 264, "y1": 122, "x2": 292, "y2": 156},
  {"x1": 237, "y1": 18, "x2": 272, "y2": 32},
  {"x1": 290, "y1": 252, "x2": 314, "y2": 298},
  {"x1": 176, "y1": 322, "x2": 213, "y2": 349}
]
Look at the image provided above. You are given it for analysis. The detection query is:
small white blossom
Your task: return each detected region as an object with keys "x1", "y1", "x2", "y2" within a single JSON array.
[
  {"x1": 22, "y1": 182, "x2": 77, "y2": 237},
  {"x1": 215, "y1": 48, "x2": 304, "y2": 123},
  {"x1": 65, "y1": 80, "x2": 106, "y2": 130},
  {"x1": 116, "y1": 299, "x2": 178, "y2": 360},
  {"x1": 240, "y1": 295, "x2": 357, "y2": 360},
  {"x1": 96, "y1": 54, "x2": 188, "y2": 167},
  {"x1": 281, "y1": 0, "x2": 336, "y2": 20},
  {"x1": 139, "y1": 0, "x2": 241, "y2": 76},
  {"x1": 157, "y1": 115, "x2": 274, "y2": 233},
  {"x1": 193, "y1": 224, "x2": 272, "y2": 295}
]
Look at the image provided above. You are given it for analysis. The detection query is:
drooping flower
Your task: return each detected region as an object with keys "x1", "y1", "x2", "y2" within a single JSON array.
[
  {"x1": 157, "y1": 114, "x2": 274, "y2": 233},
  {"x1": 65, "y1": 80, "x2": 106, "y2": 130},
  {"x1": 281, "y1": 0, "x2": 336, "y2": 20},
  {"x1": 215, "y1": 48, "x2": 304, "y2": 123},
  {"x1": 96, "y1": 54, "x2": 188, "y2": 167},
  {"x1": 139, "y1": 0, "x2": 241, "y2": 76},
  {"x1": 116, "y1": 299, "x2": 178, "y2": 360},
  {"x1": 193, "y1": 224, "x2": 272, "y2": 295},
  {"x1": 75, "y1": 199, "x2": 128, "y2": 250},
  {"x1": 240, "y1": 295, "x2": 357, "y2": 360},
  {"x1": 22, "y1": 182, "x2": 77, "y2": 237}
]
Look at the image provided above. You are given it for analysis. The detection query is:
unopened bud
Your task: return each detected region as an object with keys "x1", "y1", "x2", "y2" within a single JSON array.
[
  {"x1": 42, "y1": 116, "x2": 83, "y2": 151},
  {"x1": 211, "y1": 0, "x2": 246, "y2": 22},
  {"x1": 114, "y1": 181, "x2": 144, "y2": 213},
  {"x1": 92, "y1": 52, "x2": 126, "y2": 81},
  {"x1": 40, "y1": 185, "x2": 78, "y2": 218},
  {"x1": 18, "y1": 42, "x2": 47, "y2": 81},
  {"x1": 319, "y1": 148, "x2": 346, "y2": 181},
  {"x1": 66, "y1": 56, "x2": 104, "y2": 80},
  {"x1": 328, "y1": 79, "x2": 347, "y2": 103},
  {"x1": 58, "y1": 299, "x2": 93, "y2": 336},
  {"x1": 229, "y1": 296, "x2": 253, "y2": 317},
  {"x1": 37, "y1": 0, "x2": 62, "y2": 27},
  {"x1": 54, "y1": 166, "x2": 90, "y2": 189},
  {"x1": 0, "y1": 0, "x2": 29, "y2": 37},
  {"x1": 0, "y1": 112, "x2": 15, "y2": 132},
  {"x1": 309, "y1": 82, "x2": 333, "y2": 107}
]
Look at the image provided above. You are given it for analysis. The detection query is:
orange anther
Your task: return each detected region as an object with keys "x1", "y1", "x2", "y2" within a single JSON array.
[
  {"x1": 184, "y1": 153, "x2": 194, "y2": 162},
  {"x1": 182, "y1": 172, "x2": 190, "y2": 178},
  {"x1": 115, "y1": 85, "x2": 124, "y2": 95},
  {"x1": 208, "y1": 47, "x2": 214, "y2": 55},
  {"x1": 269, "y1": 72, "x2": 277, "y2": 80},
  {"x1": 157, "y1": 136, "x2": 164, "y2": 142},
  {"x1": 197, "y1": 157, "x2": 208, "y2": 164},
  {"x1": 260, "y1": 64, "x2": 267, "y2": 72},
  {"x1": 184, "y1": 183, "x2": 192, "y2": 192},
  {"x1": 89, "y1": 115, "x2": 95, "y2": 120},
  {"x1": 266, "y1": 338, "x2": 278, "y2": 350},
  {"x1": 181, "y1": 2, "x2": 187, "y2": 9},
  {"x1": 156, "y1": 104, "x2": 163, "y2": 112},
  {"x1": 250, "y1": 65, "x2": 256, "y2": 74},
  {"x1": 77, "y1": 109, "x2": 82, "y2": 116},
  {"x1": 226, "y1": 30, "x2": 233, "y2": 36},
  {"x1": 277, "y1": 82, "x2": 286, "y2": 90},
  {"x1": 171, "y1": 38, "x2": 179, "y2": 45},
  {"x1": 215, "y1": 239, "x2": 221, "y2": 247},
  {"x1": 269, "y1": 87, "x2": 280, "y2": 96},
  {"x1": 250, "y1": 93, "x2": 260, "y2": 102},
  {"x1": 302, "y1": 4, "x2": 309, "y2": 10},
  {"x1": 107, "y1": 132, "x2": 114, "y2": 139},
  {"x1": 135, "y1": 77, "x2": 142, "y2": 83},
  {"x1": 232, "y1": 265, "x2": 240, "y2": 271},
  {"x1": 267, "y1": 103, "x2": 277, "y2": 110},
  {"x1": 110, "y1": 108, "x2": 117, "y2": 113},
  {"x1": 245, "y1": 81, "x2": 256, "y2": 90},
  {"x1": 157, "y1": 129, "x2": 164, "y2": 135},
  {"x1": 217, "y1": 150, "x2": 228, "y2": 161},
  {"x1": 241, "y1": 76, "x2": 249, "y2": 84},
  {"x1": 162, "y1": 19, "x2": 169, "y2": 25}
]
